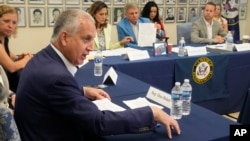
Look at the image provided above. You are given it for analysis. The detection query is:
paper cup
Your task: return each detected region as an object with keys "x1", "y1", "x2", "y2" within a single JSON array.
[{"x1": 242, "y1": 35, "x2": 249, "y2": 43}]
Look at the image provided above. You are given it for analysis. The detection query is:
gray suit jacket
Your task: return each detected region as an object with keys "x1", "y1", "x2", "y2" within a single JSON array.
[{"x1": 191, "y1": 17, "x2": 227, "y2": 44}]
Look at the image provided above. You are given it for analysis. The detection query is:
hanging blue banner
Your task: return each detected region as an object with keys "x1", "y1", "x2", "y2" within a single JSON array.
[
  {"x1": 221, "y1": 0, "x2": 240, "y2": 42},
  {"x1": 175, "y1": 55, "x2": 229, "y2": 102}
]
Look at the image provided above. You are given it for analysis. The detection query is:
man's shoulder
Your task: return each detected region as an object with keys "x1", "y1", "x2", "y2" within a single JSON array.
[{"x1": 138, "y1": 17, "x2": 150, "y2": 22}]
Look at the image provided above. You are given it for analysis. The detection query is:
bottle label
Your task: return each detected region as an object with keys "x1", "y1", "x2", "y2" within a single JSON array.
[
  {"x1": 94, "y1": 57, "x2": 102, "y2": 63},
  {"x1": 182, "y1": 91, "x2": 190, "y2": 98},
  {"x1": 172, "y1": 93, "x2": 182, "y2": 100}
]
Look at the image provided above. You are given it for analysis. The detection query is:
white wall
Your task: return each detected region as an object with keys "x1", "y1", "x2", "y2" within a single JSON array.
[{"x1": 9, "y1": 2, "x2": 250, "y2": 54}]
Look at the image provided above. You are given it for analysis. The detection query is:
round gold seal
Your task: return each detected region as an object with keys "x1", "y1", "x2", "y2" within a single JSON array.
[{"x1": 192, "y1": 57, "x2": 213, "y2": 84}]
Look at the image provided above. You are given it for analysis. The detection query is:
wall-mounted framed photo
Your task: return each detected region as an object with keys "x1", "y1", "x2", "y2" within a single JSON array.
[
  {"x1": 198, "y1": 6, "x2": 204, "y2": 17},
  {"x1": 127, "y1": 0, "x2": 139, "y2": 4},
  {"x1": 165, "y1": 0, "x2": 176, "y2": 5},
  {"x1": 29, "y1": 0, "x2": 45, "y2": 4},
  {"x1": 240, "y1": 0, "x2": 248, "y2": 5},
  {"x1": 82, "y1": 0, "x2": 94, "y2": 5},
  {"x1": 65, "y1": 7, "x2": 81, "y2": 10},
  {"x1": 47, "y1": 0, "x2": 63, "y2": 4},
  {"x1": 154, "y1": 0, "x2": 164, "y2": 5},
  {"x1": 114, "y1": 0, "x2": 126, "y2": 5},
  {"x1": 107, "y1": 7, "x2": 111, "y2": 23},
  {"x1": 82, "y1": 7, "x2": 90, "y2": 12},
  {"x1": 158, "y1": 7, "x2": 164, "y2": 19},
  {"x1": 189, "y1": 0, "x2": 198, "y2": 5},
  {"x1": 200, "y1": 0, "x2": 208, "y2": 5},
  {"x1": 239, "y1": 6, "x2": 247, "y2": 20},
  {"x1": 188, "y1": 7, "x2": 199, "y2": 22},
  {"x1": 211, "y1": 0, "x2": 221, "y2": 4},
  {"x1": 178, "y1": 0, "x2": 187, "y2": 4},
  {"x1": 113, "y1": 7, "x2": 124, "y2": 25},
  {"x1": 7, "y1": 0, "x2": 25, "y2": 4},
  {"x1": 65, "y1": 0, "x2": 80, "y2": 5},
  {"x1": 48, "y1": 7, "x2": 63, "y2": 27},
  {"x1": 165, "y1": 7, "x2": 175, "y2": 23},
  {"x1": 104, "y1": 0, "x2": 111, "y2": 5},
  {"x1": 29, "y1": 7, "x2": 46, "y2": 27},
  {"x1": 14, "y1": 7, "x2": 26, "y2": 27},
  {"x1": 177, "y1": 7, "x2": 186, "y2": 23}
]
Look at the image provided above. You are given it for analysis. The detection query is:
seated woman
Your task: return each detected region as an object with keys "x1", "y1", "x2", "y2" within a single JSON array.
[
  {"x1": 214, "y1": 3, "x2": 228, "y2": 32},
  {"x1": 0, "y1": 5, "x2": 33, "y2": 92},
  {"x1": 141, "y1": 1, "x2": 166, "y2": 41},
  {"x1": 88, "y1": 1, "x2": 133, "y2": 50},
  {"x1": 0, "y1": 84, "x2": 21, "y2": 141}
]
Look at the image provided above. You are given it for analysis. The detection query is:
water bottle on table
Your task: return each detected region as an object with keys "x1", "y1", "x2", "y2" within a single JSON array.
[
  {"x1": 226, "y1": 31, "x2": 234, "y2": 51},
  {"x1": 94, "y1": 50, "x2": 103, "y2": 76},
  {"x1": 178, "y1": 37, "x2": 186, "y2": 56},
  {"x1": 171, "y1": 82, "x2": 183, "y2": 119},
  {"x1": 181, "y1": 79, "x2": 192, "y2": 115}
]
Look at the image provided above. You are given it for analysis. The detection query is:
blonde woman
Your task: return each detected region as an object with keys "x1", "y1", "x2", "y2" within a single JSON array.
[
  {"x1": 214, "y1": 3, "x2": 228, "y2": 32},
  {"x1": 0, "y1": 5, "x2": 33, "y2": 92}
]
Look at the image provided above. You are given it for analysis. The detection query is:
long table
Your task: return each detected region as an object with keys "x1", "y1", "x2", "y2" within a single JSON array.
[
  {"x1": 101, "y1": 48, "x2": 250, "y2": 114},
  {"x1": 75, "y1": 64, "x2": 238, "y2": 141}
]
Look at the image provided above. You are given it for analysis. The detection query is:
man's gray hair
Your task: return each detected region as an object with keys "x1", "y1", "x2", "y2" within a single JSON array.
[
  {"x1": 124, "y1": 2, "x2": 138, "y2": 14},
  {"x1": 51, "y1": 9, "x2": 95, "y2": 42}
]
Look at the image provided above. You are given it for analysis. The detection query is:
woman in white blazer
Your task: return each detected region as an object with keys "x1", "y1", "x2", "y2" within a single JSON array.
[{"x1": 88, "y1": 1, "x2": 133, "y2": 50}]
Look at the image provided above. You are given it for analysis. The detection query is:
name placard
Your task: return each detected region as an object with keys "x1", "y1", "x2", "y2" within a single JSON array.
[
  {"x1": 186, "y1": 47, "x2": 207, "y2": 56},
  {"x1": 146, "y1": 86, "x2": 171, "y2": 109},
  {"x1": 124, "y1": 50, "x2": 150, "y2": 61},
  {"x1": 234, "y1": 43, "x2": 250, "y2": 52},
  {"x1": 103, "y1": 67, "x2": 118, "y2": 85}
]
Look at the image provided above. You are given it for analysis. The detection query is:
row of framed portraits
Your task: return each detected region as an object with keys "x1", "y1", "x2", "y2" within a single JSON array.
[
  {"x1": 2, "y1": 0, "x2": 246, "y2": 5},
  {"x1": 15, "y1": 5, "x2": 248, "y2": 27}
]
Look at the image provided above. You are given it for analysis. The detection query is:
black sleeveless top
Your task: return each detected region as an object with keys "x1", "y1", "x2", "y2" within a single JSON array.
[{"x1": 0, "y1": 37, "x2": 19, "y2": 93}]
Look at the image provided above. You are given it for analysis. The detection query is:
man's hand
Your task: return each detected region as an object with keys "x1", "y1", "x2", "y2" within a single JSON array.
[{"x1": 83, "y1": 87, "x2": 111, "y2": 100}]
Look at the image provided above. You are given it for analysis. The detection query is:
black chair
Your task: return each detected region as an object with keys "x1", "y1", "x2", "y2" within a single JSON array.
[{"x1": 237, "y1": 88, "x2": 250, "y2": 124}]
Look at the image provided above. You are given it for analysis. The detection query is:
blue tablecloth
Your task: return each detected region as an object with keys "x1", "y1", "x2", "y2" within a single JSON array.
[
  {"x1": 75, "y1": 64, "x2": 238, "y2": 141},
  {"x1": 102, "y1": 47, "x2": 250, "y2": 114}
]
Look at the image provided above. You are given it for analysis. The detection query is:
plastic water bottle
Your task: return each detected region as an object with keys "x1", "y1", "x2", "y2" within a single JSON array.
[
  {"x1": 178, "y1": 37, "x2": 186, "y2": 56},
  {"x1": 94, "y1": 50, "x2": 103, "y2": 76},
  {"x1": 226, "y1": 31, "x2": 234, "y2": 51},
  {"x1": 181, "y1": 79, "x2": 192, "y2": 115},
  {"x1": 171, "y1": 82, "x2": 183, "y2": 119}
]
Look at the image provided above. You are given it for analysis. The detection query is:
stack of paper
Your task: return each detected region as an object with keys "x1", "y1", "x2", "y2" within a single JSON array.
[
  {"x1": 92, "y1": 98, "x2": 126, "y2": 112},
  {"x1": 123, "y1": 97, "x2": 164, "y2": 109}
]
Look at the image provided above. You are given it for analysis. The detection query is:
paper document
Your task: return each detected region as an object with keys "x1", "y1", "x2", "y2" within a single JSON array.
[
  {"x1": 138, "y1": 23, "x2": 156, "y2": 47},
  {"x1": 123, "y1": 97, "x2": 164, "y2": 109},
  {"x1": 93, "y1": 98, "x2": 126, "y2": 112},
  {"x1": 86, "y1": 47, "x2": 140, "y2": 58}
]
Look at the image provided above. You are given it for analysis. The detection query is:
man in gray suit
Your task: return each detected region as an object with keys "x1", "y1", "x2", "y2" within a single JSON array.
[{"x1": 191, "y1": 2, "x2": 227, "y2": 44}]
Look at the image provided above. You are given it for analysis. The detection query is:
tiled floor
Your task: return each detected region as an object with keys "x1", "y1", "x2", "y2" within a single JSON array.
[{"x1": 222, "y1": 112, "x2": 240, "y2": 122}]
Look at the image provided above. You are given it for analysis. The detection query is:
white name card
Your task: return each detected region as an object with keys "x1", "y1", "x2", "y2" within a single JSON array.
[
  {"x1": 186, "y1": 46, "x2": 207, "y2": 56},
  {"x1": 124, "y1": 50, "x2": 150, "y2": 61},
  {"x1": 103, "y1": 67, "x2": 118, "y2": 85},
  {"x1": 146, "y1": 86, "x2": 171, "y2": 109},
  {"x1": 234, "y1": 43, "x2": 250, "y2": 52}
]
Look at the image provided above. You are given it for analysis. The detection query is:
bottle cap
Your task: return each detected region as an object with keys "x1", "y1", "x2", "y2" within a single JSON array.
[
  {"x1": 175, "y1": 82, "x2": 180, "y2": 86},
  {"x1": 184, "y1": 79, "x2": 189, "y2": 83}
]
